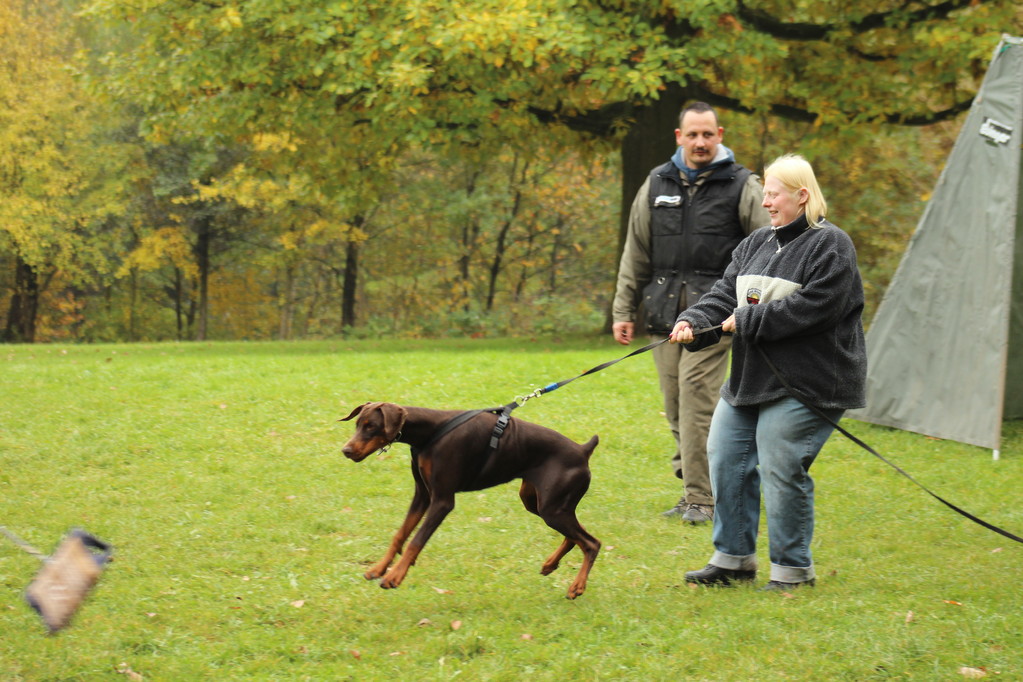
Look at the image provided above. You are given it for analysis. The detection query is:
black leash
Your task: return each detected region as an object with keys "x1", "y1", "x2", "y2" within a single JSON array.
[
  {"x1": 480, "y1": 325, "x2": 723, "y2": 451},
  {"x1": 755, "y1": 344, "x2": 1023, "y2": 545},
  {"x1": 521, "y1": 324, "x2": 723, "y2": 400},
  {"x1": 416, "y1": 328, "x2": 1022, "y2": 545},
  {"x1": 420, "y1": 326, "x2": 722, "y2": 455}
]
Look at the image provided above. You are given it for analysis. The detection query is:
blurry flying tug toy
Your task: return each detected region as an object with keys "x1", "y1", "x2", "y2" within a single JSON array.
[{"x1": 2, "y1": 526, "x2": 113, "y2": 633}]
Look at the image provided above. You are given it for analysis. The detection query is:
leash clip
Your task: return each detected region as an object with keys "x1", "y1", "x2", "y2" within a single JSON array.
[{"x1": 516, "y1": 388, "x2": 544, "y2": 405}]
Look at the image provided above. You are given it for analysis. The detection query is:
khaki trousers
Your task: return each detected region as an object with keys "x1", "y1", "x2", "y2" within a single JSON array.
[{"x1": 651, "y1": 334, "x2": 731, "y2": 507}]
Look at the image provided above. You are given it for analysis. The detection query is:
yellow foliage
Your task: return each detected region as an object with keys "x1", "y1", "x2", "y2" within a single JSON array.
[
  {"x1": 118, "y1": 227, "x2": 198, "y2": 277},
  {"x1": 252, "y1": 132, "x2": 300, "y2": 153},
  {"x1": 0, "y1": 0, "x2": 129, "y2": 276},
  {"x1": 278, "y1": 230, "x2": 303, "y2": 251}
]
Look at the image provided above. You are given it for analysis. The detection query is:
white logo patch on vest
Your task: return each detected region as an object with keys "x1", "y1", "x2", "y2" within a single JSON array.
[
  {"x1": 654, "y1": 195, "x2": 682, "y2": 207},
  {"x1": 736, "y1": 274, "x2": 801, "y2": 308}
]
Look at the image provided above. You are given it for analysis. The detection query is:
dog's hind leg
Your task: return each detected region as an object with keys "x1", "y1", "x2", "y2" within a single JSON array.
[
  {"x1": 540, "y1": 514, "x2": 600, "y2": 599},
  {"x1": 533, "y1": 469, "x2": 600, "y2": 598},
  {"x1": 540, "y1": 538, "x2": 575, "y2": 575},
  {"x1": 518, "y1": 480, "x2": 540, "y2": 515},
  {"x1": 522, "y1": 480, "x2": 579, "y2": 577}
]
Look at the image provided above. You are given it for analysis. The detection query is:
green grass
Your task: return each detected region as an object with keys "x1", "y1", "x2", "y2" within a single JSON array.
[{"x1": 2, "y1": 337, "x2": 1021, "y2": 680}]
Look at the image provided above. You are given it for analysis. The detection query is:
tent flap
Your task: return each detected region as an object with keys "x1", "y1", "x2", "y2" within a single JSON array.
[{"x1": 848, "y1": 36, "x2": 1023, "y2": 451}]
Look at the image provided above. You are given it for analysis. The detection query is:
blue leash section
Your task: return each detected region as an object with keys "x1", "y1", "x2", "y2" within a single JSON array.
[
  {"x1": 524, "y1": 325, "x2": 723, "y2": 401},
  {"x1": 484, "y1": 325, "x2": 722, "y2": 451}
]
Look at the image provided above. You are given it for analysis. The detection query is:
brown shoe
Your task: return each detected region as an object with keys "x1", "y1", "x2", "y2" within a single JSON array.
[
  {"x1": 681, "y1": 503, "x2": 713, "y2": 525},
  {"x1": 660, "y1": 497, "x2": 687, "y2": 518},
  {"x1": 760, "y1": 579, "x2": 815, "y2": 592}
]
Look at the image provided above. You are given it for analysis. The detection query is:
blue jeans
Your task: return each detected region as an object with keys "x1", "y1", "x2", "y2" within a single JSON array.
[{"x1": 705, "y1": 397, "x2": 843, "y2": 583}]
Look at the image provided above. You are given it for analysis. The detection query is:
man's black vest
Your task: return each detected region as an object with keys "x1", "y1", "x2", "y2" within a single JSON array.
[{"x1": 641, "y1": 159, "x2": 751, "y2": 333}]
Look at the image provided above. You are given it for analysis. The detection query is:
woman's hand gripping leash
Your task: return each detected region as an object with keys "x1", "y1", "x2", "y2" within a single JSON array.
[{"x1": 669, "y1": 314, "x2": 735, "y2": 344}]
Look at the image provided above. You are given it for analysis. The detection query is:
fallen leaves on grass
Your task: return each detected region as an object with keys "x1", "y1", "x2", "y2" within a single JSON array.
[
  {"x1": 450, "y1": 620, "x2": 462, "y2": 630},
  {"x1": 116, "y1": 662, "x2": 144, "y2": 680},
  {"x1": 944, "y1": 600, "x2": 963, "y2": 606},
  {"x1": 432, "y1": 586, "x2": 453, "y2": 594},
  {"x1": 959, "y1": 666, "x2": 988, "y2": 678},
  {"x1": 290, "y1": 600, "x2": 305, "y2": 608}
]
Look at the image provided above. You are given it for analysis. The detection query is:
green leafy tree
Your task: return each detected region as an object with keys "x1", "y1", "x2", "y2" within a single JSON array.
[
  {"x1": 84, "y1": 0, "x2": 1019, "y2": 228},
  {"x1": 0, "y1": 0, "x2": 132, "y2": 342},
  {"x1": 80, "y1": 0, "x2": 1022, "y2": 336}
]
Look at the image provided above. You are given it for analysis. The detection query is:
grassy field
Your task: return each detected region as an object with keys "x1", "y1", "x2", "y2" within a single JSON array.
[{"x1": 1, "y1": 337, "x2": 1021, "y2": 680}]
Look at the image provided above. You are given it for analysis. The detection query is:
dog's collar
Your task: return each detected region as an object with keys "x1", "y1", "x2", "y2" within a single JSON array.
[
  {"x1": 375, "y1": 430, "x2": 402, "y2": 456},
  {"x1": 374, "y1": 410, "x2": 408, "y2": 456}
]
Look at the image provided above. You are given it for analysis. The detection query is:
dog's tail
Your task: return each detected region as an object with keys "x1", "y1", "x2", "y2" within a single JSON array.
[{"x1": 581, "y1": 435, "x2": 599, "y2": 459}]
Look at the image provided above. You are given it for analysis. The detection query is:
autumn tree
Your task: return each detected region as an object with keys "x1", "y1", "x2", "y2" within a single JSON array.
[
  {"x1": 77, "y1": 0, "x2": 1021, "y2": 336},
  {"x1": 0, "y1": 0, "x2": 133, "y2": 342},
  {"x1": 84, "y1": 0, "x2": 1018, "y2": 226}
]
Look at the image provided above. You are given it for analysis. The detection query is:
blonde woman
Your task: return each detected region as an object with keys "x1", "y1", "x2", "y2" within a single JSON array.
[{"x1": 669, "y1": 154, "x2": 867, "y2": 591}]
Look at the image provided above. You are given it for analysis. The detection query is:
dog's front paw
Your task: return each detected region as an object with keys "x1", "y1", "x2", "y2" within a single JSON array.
[
  {"x1": 379, "y1": 574, "x2": 402, "y2": 589},
  {"x1": 566, "y1": 580, "x2": 586, "y2": 599},
  {"x1": 540, "y1": 559, "x2": 560, "y2": 575},
  {"x1": 379, "y1": 565, "x2": 409, "y2": 589},
  {"x1": 364, "y1": 558, "x2": 392, "y2": 580}
]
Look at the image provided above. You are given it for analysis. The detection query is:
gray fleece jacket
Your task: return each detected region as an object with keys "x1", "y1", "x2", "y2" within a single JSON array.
[{"x1": 676, "y1": 213, "x2": 867, "y2": 409}]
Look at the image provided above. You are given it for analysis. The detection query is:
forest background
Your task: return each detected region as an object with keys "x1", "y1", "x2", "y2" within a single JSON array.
[{"x1": 3, "y1": 0, "x2": 1022, "y2": 344}]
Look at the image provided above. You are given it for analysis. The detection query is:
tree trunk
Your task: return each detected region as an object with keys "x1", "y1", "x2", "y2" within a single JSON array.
[
  {"x1": 340, "y1": 214, "x2": 363, "y2": 330},
  {"x1": 548, "y1": 214, "x2": 565, "y2": 294},
  {"x1": 457, "y1": 170, "x2": 483, "y2": 312},
  {"x1": 486, "y1": 190, "x2": 522, "y2": 312},
  {"x1": 2, "y1": 255, "x2": 40, "y2": 343},
  {"x1": 618, "y1": 87, "x2": 689, "y2": 257},
  {"x1": 173, "y1": 268, "x2": 184, "y2": 341},
  {"x1": 194, "y1": 215, "x2": 212, "y2": 341},
  {"x1": 277, "y1": 262, "x2": 296, "y2": 340},
  {"x1": 127, "y1": 268, "x2": 138, "y2": 342},
  {"x1": 608, "y1": 85, "x2": 690, "y2": 331}
]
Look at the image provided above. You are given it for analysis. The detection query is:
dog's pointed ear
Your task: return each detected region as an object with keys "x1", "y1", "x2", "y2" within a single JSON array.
[{"x1": 339, "y1": 403, "x2": 371, "y2": 422}]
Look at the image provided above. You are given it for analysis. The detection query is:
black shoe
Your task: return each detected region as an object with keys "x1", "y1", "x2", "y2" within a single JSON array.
[
  {"x1": 684, "y1": 564, "x2": 756, "y2": 586},
  {"x1": 760, "y1": 579, "x2": 816, "y2": 592},
  {"x1": 661, "y1": 497, "x2": 687, "y2": 518}
]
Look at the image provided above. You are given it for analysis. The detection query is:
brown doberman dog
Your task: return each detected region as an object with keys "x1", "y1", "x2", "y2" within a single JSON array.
[{"x1": 340, "y1": 402, "x2": 600, "y2": 599}]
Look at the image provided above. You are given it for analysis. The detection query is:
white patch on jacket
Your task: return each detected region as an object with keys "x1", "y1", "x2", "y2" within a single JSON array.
[{"x1": 736, "y1": 274, "x2": 801, "y2": 308}]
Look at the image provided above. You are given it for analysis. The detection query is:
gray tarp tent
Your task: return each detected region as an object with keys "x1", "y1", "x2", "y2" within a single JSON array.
[{"x1": 849, "y1": 35, "x2": 1023, "y2": 458}]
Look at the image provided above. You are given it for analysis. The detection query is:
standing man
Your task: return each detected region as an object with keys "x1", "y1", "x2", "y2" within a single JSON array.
[{"x1": 611, "y1": 102, "x2": 770, "y2": 524}]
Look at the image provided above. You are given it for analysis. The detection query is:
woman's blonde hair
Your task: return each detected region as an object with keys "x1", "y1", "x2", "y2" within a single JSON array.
[{"x1": 764, "y1": 154, "x2": 827, "y2": 228}]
